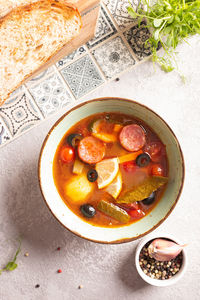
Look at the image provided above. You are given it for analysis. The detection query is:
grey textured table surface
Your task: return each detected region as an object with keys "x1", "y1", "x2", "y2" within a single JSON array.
[{"x1": 0, "y1": 36, "x2": 200, "y2": 300}]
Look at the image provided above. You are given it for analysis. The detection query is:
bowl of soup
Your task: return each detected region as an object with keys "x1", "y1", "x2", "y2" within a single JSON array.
[{"x1": 38, "y1": 98, "x2": 184, "y2": 243}]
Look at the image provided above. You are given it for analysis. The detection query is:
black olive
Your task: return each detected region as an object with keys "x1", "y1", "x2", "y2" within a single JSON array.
[
  {"x1": 136, "y1": 153, "x2": 151, "y2": 167},
  {"x1": 87, "y1": 169, "x2": 98, "y2": 182},
  {"x1": 142, "y1": 191, "x2": 156, "y2": 205},
  {"x1": 80, "y1": 204, "x2": 96, "y2": 218},
  {"x1": 139, "y1": 125, "x2": 147, "y2": 135},
  {"x1": 67, "y1": 134, "x2": 82, "y2": 148},
  {"x1": 105, "y1": 114, "x2": 110, "y2": 120}
]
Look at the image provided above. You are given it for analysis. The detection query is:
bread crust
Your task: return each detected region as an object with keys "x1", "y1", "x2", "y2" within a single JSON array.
[
  {"x1": 0, "y1": 0, "x2": 82, "y2": 106},
  {"x1": 0, "y1": 0, "x2": 80, "y2": 19}
]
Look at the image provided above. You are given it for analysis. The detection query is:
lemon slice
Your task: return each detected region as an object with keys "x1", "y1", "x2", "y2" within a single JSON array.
[
  {"x1": 104, "y1": 171, "x2": 122, "y2": 199},
  {"x1": 96, "y1": 158, "x2": 119, "y2": 189}
]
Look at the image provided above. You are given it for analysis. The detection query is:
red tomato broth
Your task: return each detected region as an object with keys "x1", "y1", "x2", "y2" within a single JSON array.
[{"x1": 53, "y1": 112, "x2": 168, "y2": 228}]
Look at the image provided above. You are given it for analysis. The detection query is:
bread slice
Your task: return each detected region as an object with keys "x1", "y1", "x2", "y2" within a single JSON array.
[
  {"x1": 0, "y1": 0, "x2": 79, "y2": 18},
  {"x1": 0, "y1": 0, "x2": 82, "y2": 105},
  {"x1": 0, "y1": 0, "x2": 34, "y2": 18}
]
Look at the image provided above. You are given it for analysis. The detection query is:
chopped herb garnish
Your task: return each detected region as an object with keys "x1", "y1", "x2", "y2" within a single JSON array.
[
  {"x1": 128, "y1": 0, "x2": 200, "y2": 74},
  {"x1": 0, "y1": 240, "x2": 21, "y2": 275}
]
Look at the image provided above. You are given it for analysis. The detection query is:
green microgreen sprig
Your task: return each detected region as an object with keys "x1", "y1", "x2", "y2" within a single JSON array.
[
  {"x1": 0, "y1": 240, "x2": 21, "y2": 275},
  {"x1": 128, "y1": 0, "x2": 200, "y2": 72}
]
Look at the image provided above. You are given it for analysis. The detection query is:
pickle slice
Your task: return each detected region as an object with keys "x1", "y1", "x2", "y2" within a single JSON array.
[
  {"x1": 117, "y1": 176, "x2": 168, "y2": 204},
  {"x1": 97, "y1": 200, "x2": 130, "y2": 223},
  {"x1": 89, "y1": 119, "x2": 102, "y2": 133},
  {"x1": 90, "y1": 119, "x2": 117, "y2": 143}
]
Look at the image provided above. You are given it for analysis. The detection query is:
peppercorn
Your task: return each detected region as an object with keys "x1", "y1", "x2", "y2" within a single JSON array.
[
  {"x1": 78, "y1": 285, "x2": 83, "y2": 289},
  {"x1": 35, "y1": 284, "x2": 40, "y2": 288},
  {"x1": 139, "y1": 240, "x2": 183, "y2": 280}
]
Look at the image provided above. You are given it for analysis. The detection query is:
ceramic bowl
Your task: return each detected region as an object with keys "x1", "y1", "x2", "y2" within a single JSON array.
[
  {"x1": 135, "y1": 233, "x2": 187, "y2": 286},
  {"x1": 38, "y1": 97, "x2": 184, "y2": 244}
]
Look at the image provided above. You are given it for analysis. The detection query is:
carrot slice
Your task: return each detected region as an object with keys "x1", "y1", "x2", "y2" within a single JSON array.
[
  {"x1": 118, "y1": 150, "x2": 143, "y2": 164},
  {"x1": 113, "y1": 124, "x2": 123, "y2": 132}
]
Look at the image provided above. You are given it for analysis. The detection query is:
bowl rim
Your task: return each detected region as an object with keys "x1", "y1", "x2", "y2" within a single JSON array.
[
  {"x1": 135, "y1": 233, "x2": 188, "y2": 286},
  {"x1": 38, "y1": 97, "x2": 185, "y2": 244}
]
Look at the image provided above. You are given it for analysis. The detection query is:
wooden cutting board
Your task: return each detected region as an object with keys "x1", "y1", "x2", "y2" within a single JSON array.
[{"x1": 27, "y1": 0, "x2": 100, "y2": 80}]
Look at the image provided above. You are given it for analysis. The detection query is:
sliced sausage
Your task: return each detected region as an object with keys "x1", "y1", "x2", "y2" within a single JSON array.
[
  {"x1": 78, "y1": 136, "x2": 105, "y2": 164},
  {"x1": 119, "y1": 124, "x2": 146, "y2": 152}
]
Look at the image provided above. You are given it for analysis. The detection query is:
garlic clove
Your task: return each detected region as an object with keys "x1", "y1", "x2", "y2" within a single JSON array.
[{"x1": 148, "y1": 238, "x2": 187, "y2": 261}]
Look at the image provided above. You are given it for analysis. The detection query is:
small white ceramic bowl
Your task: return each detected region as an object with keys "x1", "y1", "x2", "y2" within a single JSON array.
[
  {"x1": 38, "y1": 97, "x2": 184, "y2": 244},
  {"x1": 135, "y1": 233, "x2": 187, "y2": 286}
]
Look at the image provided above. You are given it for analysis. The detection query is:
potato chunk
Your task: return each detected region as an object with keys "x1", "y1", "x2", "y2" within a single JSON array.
[{"x1": 65, "y1": 174, "x2": 94, "y2": 203}]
